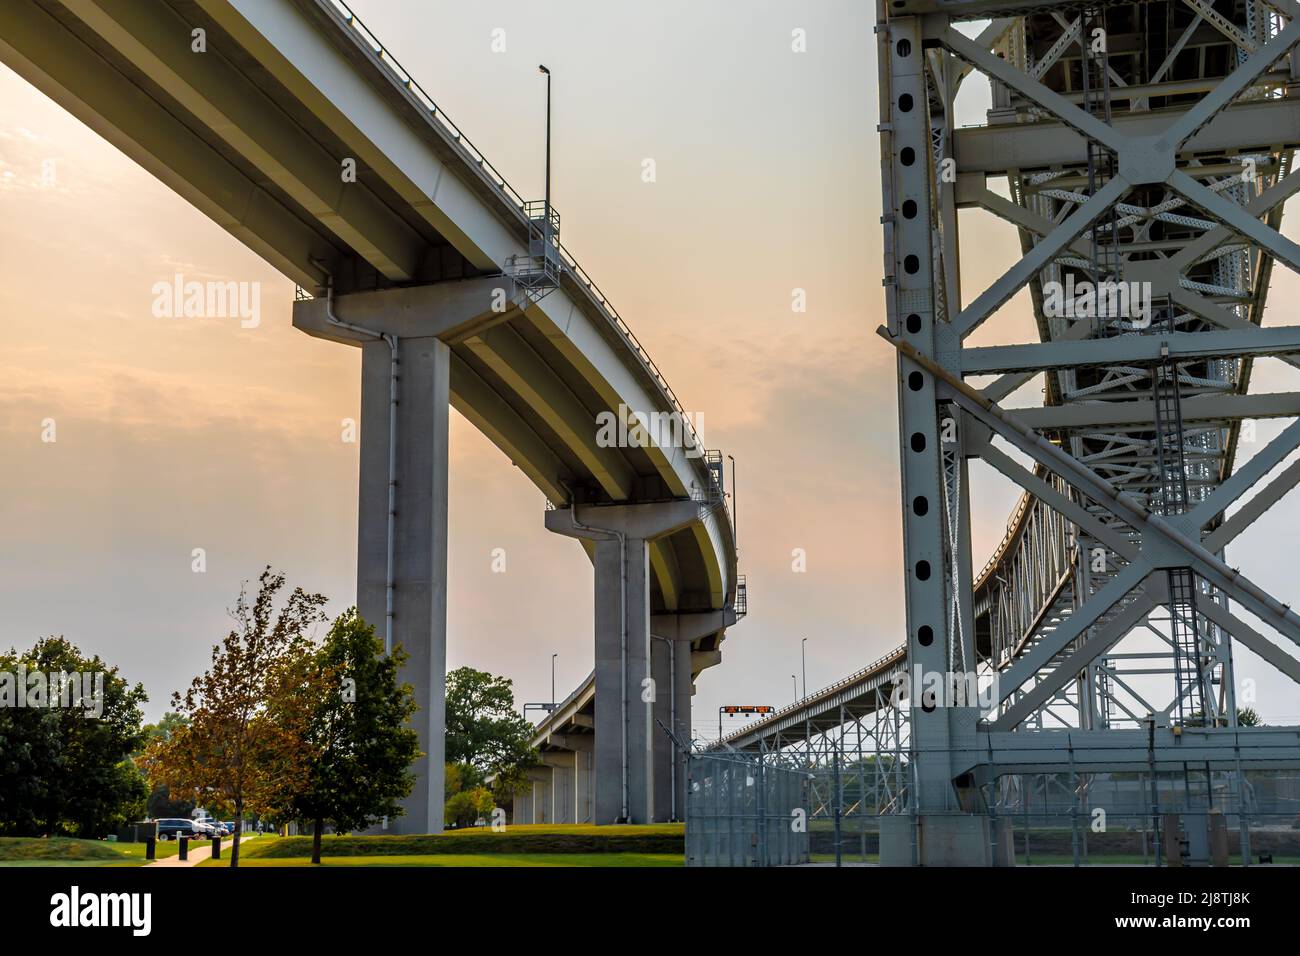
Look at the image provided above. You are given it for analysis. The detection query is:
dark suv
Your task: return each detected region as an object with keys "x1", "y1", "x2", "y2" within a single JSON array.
[{"x1": 154, "y1": 818, "x2": 198, "y2": 840}]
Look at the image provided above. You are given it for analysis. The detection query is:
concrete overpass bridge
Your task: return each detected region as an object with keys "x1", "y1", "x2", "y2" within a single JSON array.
[{"x1": 0, "y1": 0, "x2": 740, "y2": 831}]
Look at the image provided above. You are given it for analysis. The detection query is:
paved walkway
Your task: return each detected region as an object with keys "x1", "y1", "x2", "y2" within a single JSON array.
[{"x1": 148, "y1": 833, "x2": 258, "y2": 868}]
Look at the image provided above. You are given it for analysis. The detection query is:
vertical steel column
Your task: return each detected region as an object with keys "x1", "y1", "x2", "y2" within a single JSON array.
[{"x1": 879, "y1": 6, "x2": 955, "y2": 815}]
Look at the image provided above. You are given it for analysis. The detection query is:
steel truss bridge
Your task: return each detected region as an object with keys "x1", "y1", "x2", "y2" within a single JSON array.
[{"x1": 717, "y1": 0, "x2": 1300, "y2": 865}]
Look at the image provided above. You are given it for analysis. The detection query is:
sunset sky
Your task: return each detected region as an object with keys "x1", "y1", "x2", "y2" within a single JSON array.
[{"x1": 3, "y1": 0, "x2": 1300, "y2": 734}]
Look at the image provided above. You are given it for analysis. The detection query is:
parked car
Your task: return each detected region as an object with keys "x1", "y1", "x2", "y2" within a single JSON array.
[
  {"x1": 154, "y1": 818, "x2": 199, "y2": 841},
  {"x1": 192, "y1": 819, "x2": 221, "y2": 838}
]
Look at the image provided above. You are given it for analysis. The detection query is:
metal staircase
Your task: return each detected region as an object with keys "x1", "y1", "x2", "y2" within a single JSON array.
[
  {"x1": 505, "y1": 201, "x2": 563, "y2": 303},
  {"x1": 1079, "y1": 6, "x2": 1123, "y2": 336},
  {"x1": 1150, "y1": 299, "x2": 1210, "y2": 724}
]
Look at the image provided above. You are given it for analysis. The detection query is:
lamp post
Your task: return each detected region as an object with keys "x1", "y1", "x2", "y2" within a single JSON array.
[
  {"x1": 801, "y1": 637, "x2": 808, "y2": 699},
  {"x1": 728, "y1": 454, "x2": 738, "y2": 557},
  {"x1": 538, "y1": 64, "x2": 552, "y2": 247},
  {"x1": 792, "y1": 675, "x2": 798, "y2": 701},
  {"x1": 551, "y1": 652, "x2": 558, "y2": 710}
]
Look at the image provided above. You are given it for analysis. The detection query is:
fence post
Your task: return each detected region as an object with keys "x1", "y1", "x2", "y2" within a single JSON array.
[{"x1": 833, "y1": 744, "x2": 842, "y2": 867}]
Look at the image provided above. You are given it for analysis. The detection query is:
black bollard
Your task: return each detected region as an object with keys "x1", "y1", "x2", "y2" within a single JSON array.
[
  {"x1": 211, "y1": 836, "x2": 221, "y2": 860},
  {"x1": 145, "y1": 837, "x2": 156, "y2": 861},
  {"x1": 179, "y1": 837, "x2": 188, "y2": 861}
]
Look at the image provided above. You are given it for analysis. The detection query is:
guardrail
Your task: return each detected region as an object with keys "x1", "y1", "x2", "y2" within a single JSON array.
[
  {"x1": 531, "y1": 670, "x2": 595, "y2": 736},
  {"x1": 713, "y1": 644, "x2": 908, "y2": 747}
]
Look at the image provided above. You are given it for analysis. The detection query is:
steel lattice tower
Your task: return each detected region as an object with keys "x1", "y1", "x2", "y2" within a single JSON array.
[{"x1": 877, "y1": 0, "x2": 1300, "y2": 864}]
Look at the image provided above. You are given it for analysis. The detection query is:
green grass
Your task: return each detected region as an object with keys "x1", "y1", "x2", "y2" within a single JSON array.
[
  {"x1": 441, "y1": 823, "x2": 682, "y2": 838},
  {"x1": 0, "y1": 837, "x2": 144, "y2": 866},
  {"x1": 115, "y1": 840, "x2": 181, "y2": 860},
  {"x1": 249, "y1": 823, "x2": 684, "y2": 860},
  {"x1": 198, "y1": 852, "x2": 681, "y2": 868}
]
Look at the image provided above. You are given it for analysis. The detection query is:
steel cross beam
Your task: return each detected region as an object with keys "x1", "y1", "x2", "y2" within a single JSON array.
[
  {"x1": 880, "y1": 328, "x2": 1300, "y2": 668},
  {"x1": 994, "y1": 589, "x2": 1163, "y2": 731},
  {"x1": 943, "y1": 16, "x2": 1300, "y2": 342},
  {"x1": 962, "y1": 326, "x2": 1300, "y2": 374}
]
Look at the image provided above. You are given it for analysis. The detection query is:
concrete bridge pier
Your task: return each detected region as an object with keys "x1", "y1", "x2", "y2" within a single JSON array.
[
  {"x1": 546, "y1": 500, "x2": 701, "y2": 824},
  {"x1": 357, "y1": 334, "x2": 449, "y2": 834},
  {"x1": 294, "y1": 278, "x2": 523, "y2": 835},
  {"x1": 542, "y1": 752, "x2": 577, "y2": 824},
  {"x1": 652, "y1": 609, "x2": 735, "y2": 821}
]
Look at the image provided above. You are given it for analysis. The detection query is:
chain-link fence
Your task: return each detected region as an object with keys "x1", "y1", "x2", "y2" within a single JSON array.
[{"x1": 685, "y1": 750, "x2": 811, "y2": 867}]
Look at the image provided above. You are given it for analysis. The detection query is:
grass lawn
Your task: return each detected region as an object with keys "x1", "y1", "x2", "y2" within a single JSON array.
[
  {"x1": 198, "y1": 852, "x2": 681, "y2": 867},
  {"x1": 0, "y1": 837, "x2": 149, "y2": 866},
  {"x1": 248, "y1": 823, "x2": 683, "y2": 860},
  {"x1": 190, "y1": 824, "x2": 684, "y2": 867},
  {"x1": 115, "y1": 840, "x2": 182, "y2": 860},
  {"x1": 440, "y1": 823, "x2": 683, "y2": 838}
]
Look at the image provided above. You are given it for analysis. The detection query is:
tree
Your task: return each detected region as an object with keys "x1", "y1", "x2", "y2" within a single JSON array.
[
  {"x1": 141, "y1": 711, "x2": 190, "y2": 747},
  {"x1": 1186, "y1": 707, "x2": 1264, "y2": 728},
  {"x1": 443, "y1": 761, "x2": 496, "y2": 829},
  {"x1": 445, "y1": 787, "x2": 495, "y2": 829},
  {"x1": 139, "y1": 713, "x2": 195, "y2": 819},
  {"x1": 144, "y1": 568, "x2": 327, "y2": 867},
  {"x1": 444, "y1": 667, "x2": 538, "y2": 797},
  {"x1": 290, "y1": 609, "x2": 420, "y2": 864},
  {"x1": 0, "y1": 637, "x2": 148, "y2": 837}
]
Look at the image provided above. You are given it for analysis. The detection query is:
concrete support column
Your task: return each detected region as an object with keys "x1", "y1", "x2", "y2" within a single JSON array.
[
  {"x1": 572, "y1": 740, "x2": 594, "y2": 823},
  {"x1": 546, "y1": 501, "x2": 701, "y2": 824},
  {"x1": 647, "y1": 636, "x2": 696, "y2": 821},
  {"x1": 650, "y1": 637, "x2": 676, "y2": 821},
  {"x1": 652, "y1": 609, "x2": 732, "y2": 822},
  {"x1": 358, "y1": 335, "x2": 449, "y2": 834},
  {"x1": 513, "y1": 789, "x2": 533, "y2": 826},
  {"x1": 672, "y1": 638, "x2": 693, "y2": 818},
  {"x1": 524, "y1": 767, "x2": 552, "y2": 824},
  {"x1": 542, "y1": 753, "x2": 577, "y2": 824},
  {"x1": 295, "y1": 284, "x2": 518, "y2": 838},
  {"x1": 594, "y1": 532, "x2": 653, "y2": 824}
]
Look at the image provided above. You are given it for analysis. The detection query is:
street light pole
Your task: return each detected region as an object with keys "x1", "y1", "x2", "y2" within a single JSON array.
[
  {"x1": 551, "y1": 652, "x2": 557, "y2": 710},
  {"x1": 802, "y1": 637, "x2": 808, "y2": 699},
  {"x1": 727, "y1": 454, "x2": 738, "y2": 557},
  {"x1": 538, "y1": 64, "x2": 551, "y2": 247}
]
